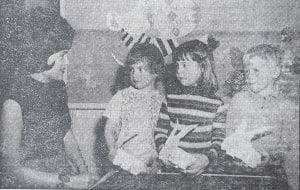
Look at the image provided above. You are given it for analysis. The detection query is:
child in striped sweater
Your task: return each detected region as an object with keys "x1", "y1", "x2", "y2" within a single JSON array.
[{"x1": 155, "y1": 38, "x2": 226, "y2": 175}]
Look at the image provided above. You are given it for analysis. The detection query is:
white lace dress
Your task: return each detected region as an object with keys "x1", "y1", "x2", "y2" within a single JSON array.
[{"x1": 104, "y1": 86, "x2": 164, "y2": 164}]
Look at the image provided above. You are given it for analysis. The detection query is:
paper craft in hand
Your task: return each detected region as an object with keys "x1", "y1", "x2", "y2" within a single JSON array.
[
  {"x1": 113, "y1": 148, "x2": 146, "y2": 175},
  {"x1": 159, "y1": 120, "x2": 197, "y2": 170},
  {"x1": 160, "y1": 145, "x2": 197, "y2": 170},
  {"x1": 222, "y1": 135, "x2": 262, "y2": 168},
  {"x1": 221, "y1": 120, "x2": 273, "y2": 168}
]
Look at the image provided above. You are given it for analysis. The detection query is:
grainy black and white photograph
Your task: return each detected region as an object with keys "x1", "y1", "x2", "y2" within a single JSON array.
[{"x1": 0, "y1": 0, "x2": 299, "y2": 189}]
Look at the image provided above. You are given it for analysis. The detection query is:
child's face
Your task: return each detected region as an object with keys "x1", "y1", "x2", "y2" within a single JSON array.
[
  {"x1": 246, "y1": 56, "x2": 278, "y2": 93},
  {"x1": 129, "y1": 60, "x2": 157, "y2": 90},
  {"x1": 176, "y1": 54, "x2": 203, "y2": 86}
]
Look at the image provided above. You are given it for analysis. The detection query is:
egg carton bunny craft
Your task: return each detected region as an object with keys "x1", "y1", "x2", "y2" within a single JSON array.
[
  {"x1": 106, "y1": 0, "x2": 198, "y2": 57},
  {"x1": 159, "y1": 120, "x2": 198, "y2": 170},
  {"x1": 221, "y1": 120, "x2": 274, "y2": 168}
]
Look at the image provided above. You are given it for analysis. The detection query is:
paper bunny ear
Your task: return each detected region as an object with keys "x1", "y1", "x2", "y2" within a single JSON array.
[
  {"x1": 47, "y1": 50, "x2": 68, "y2": 66},
  {"x1": 119, "y1": 30, "x2": 179, "y2": 57},
  {"x1": 151, "y1": 37, "x2": 179, "y2": 57},
  {"x1": 107, "y1": 11, "x2": 179, "y2": 57},
  {"x1": 207, "y1": 35, "x2": 220, "y2": 51},
  {"x1": 107, "y1": 12, "x2": 122, "y2": 32},
  {"x1": 121, "y1": 31, "x2": 151, "y2": 50},
  {"x1": 111, "y1": 53, "x2": 125, "y2": 67},
  {"x1": 198, "y1": 34, "x2": 220, "y2": 51},
  {"x1": 198, "y1": 34, "x2": 209, "y2": 45},
  {"x1": 169, "y1": 120, "x2": 197, "y2": 139}
]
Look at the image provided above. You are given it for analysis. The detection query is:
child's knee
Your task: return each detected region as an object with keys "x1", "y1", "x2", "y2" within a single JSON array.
[{"x1": 286, "y1": 172, "x2": 299, "y2": 190}]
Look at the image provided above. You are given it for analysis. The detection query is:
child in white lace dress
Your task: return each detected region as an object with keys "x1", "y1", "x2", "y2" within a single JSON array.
[{"x1": 104, "y1": 43, "x2": 165, "y2": 174}]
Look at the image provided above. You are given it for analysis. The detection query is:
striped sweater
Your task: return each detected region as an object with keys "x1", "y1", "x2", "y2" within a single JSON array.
[{"x1": 154, "y1": 93, "x2": 226, "y2": 158}]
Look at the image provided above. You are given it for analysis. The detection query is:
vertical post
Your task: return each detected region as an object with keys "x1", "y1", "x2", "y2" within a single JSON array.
[{"x1": 60, "y1": 0, "x2": 66, "y2": 18}]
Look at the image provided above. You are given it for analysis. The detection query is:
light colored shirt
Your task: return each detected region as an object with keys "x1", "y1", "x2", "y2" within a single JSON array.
[
  {"x1": 226, "y1": 89, "x2": 299, "y2": 190},
  {"x1": 226, "y1": 90, "x2": 297, "y2": 137},
  {"x1": 104, "y1": 86, "x2": 164, "y2": 163}
]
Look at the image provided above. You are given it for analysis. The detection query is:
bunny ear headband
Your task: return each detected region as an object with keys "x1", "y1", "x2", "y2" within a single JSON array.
[
  {"x1": 111, "y1": 52, "x2": 125, "y2": 67},
  {"x1": 107, "y1": 0, "x2": 198, "y2": 66},
  {"x1": 198, "y1": 34, "x2": 220, "y2": 52},
  {"x1": 107, "y1": 0, "x2": 220, "y2": 66},
  {"x1": 198, "y1": 34, "x2": 209, "y2": 45},
  {"x1": 110, "y1": 34, "x2": 216, "y2": 67}
]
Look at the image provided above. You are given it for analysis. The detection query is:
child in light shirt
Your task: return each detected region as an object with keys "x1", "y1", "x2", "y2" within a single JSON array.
[
  {"x1": 224, "y1": 44, "x2": 299, "y2": 190},
  {"x1": 103, "y1": 43, "x2": 165, "y2": 174}
]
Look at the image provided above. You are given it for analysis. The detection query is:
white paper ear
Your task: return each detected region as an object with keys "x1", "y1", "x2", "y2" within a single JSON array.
[
  {"x1": 47, "y1": 50, "x2": 69, "y2": 66},
  {"x1": 111, "y1": 53, "x2": 125, "y2": 67},
  {"x1": 63, "y1": 54, "x2": 70, "y2": 65},
  {"x1": 107, "y1": 12, "x2": 122, "y2": 31},
  {"x1": 198, "y1": 34, "x2": 209, "y2": 45}
]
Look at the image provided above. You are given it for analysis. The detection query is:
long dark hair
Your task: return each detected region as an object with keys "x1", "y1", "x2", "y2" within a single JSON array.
[{"x1": 172, "y1": 37, "x2": 220, "y2": 94}]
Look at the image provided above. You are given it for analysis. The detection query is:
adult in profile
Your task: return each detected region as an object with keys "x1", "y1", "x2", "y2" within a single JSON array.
[{"x1": 0, "y1": 7, "x2": 99, "y2": 189}]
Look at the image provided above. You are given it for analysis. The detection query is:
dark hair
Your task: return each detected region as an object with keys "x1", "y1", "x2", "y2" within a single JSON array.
[
  {"x1": 17, "y1": 7, "x2": 75, "y2": 74},
  {"x1": 172, "y1": 37, "x2": 220, "y2": 93},
  {"x1": 126, "y1": 42, "x2": 165, "y2": 76},
  {"x1": 111, "y1": 43, "x2": 165, "y2": 94}
]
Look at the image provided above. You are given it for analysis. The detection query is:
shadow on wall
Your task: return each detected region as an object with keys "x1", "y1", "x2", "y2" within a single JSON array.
[{"x1": 93, "y1": 116, "x2": 112, "y2": 175}]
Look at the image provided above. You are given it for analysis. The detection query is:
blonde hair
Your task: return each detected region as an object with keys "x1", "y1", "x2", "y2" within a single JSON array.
[{"x1": 243, "y1": 44, "x2": 282, "y2": 70}]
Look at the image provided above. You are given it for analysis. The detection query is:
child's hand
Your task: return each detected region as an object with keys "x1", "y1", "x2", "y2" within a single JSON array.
[
  {"x1": 65, "y1": 173, "x2": 99, "y2": 189},
  {"x1": 252, "y1": 140, "x2": 270, "y2": 166},
  {"x1": 158, "y1": 123, "x2": 183, "y2": 166},
  {"x1": 159, "y1": 120, "x2": 198, "y2": 168},
  {"x1": 184, "y1": 154, "x2": 209, "y2": 176},
  {"x1": 159, "y1": 145, "x2": 175, "y2": 166},
  {"x1": 208, "y1": 148, "x2": 218, "y2": 162},
  {"x1": 165, "y1": 120, "x2": 197, "y2": 149}
]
